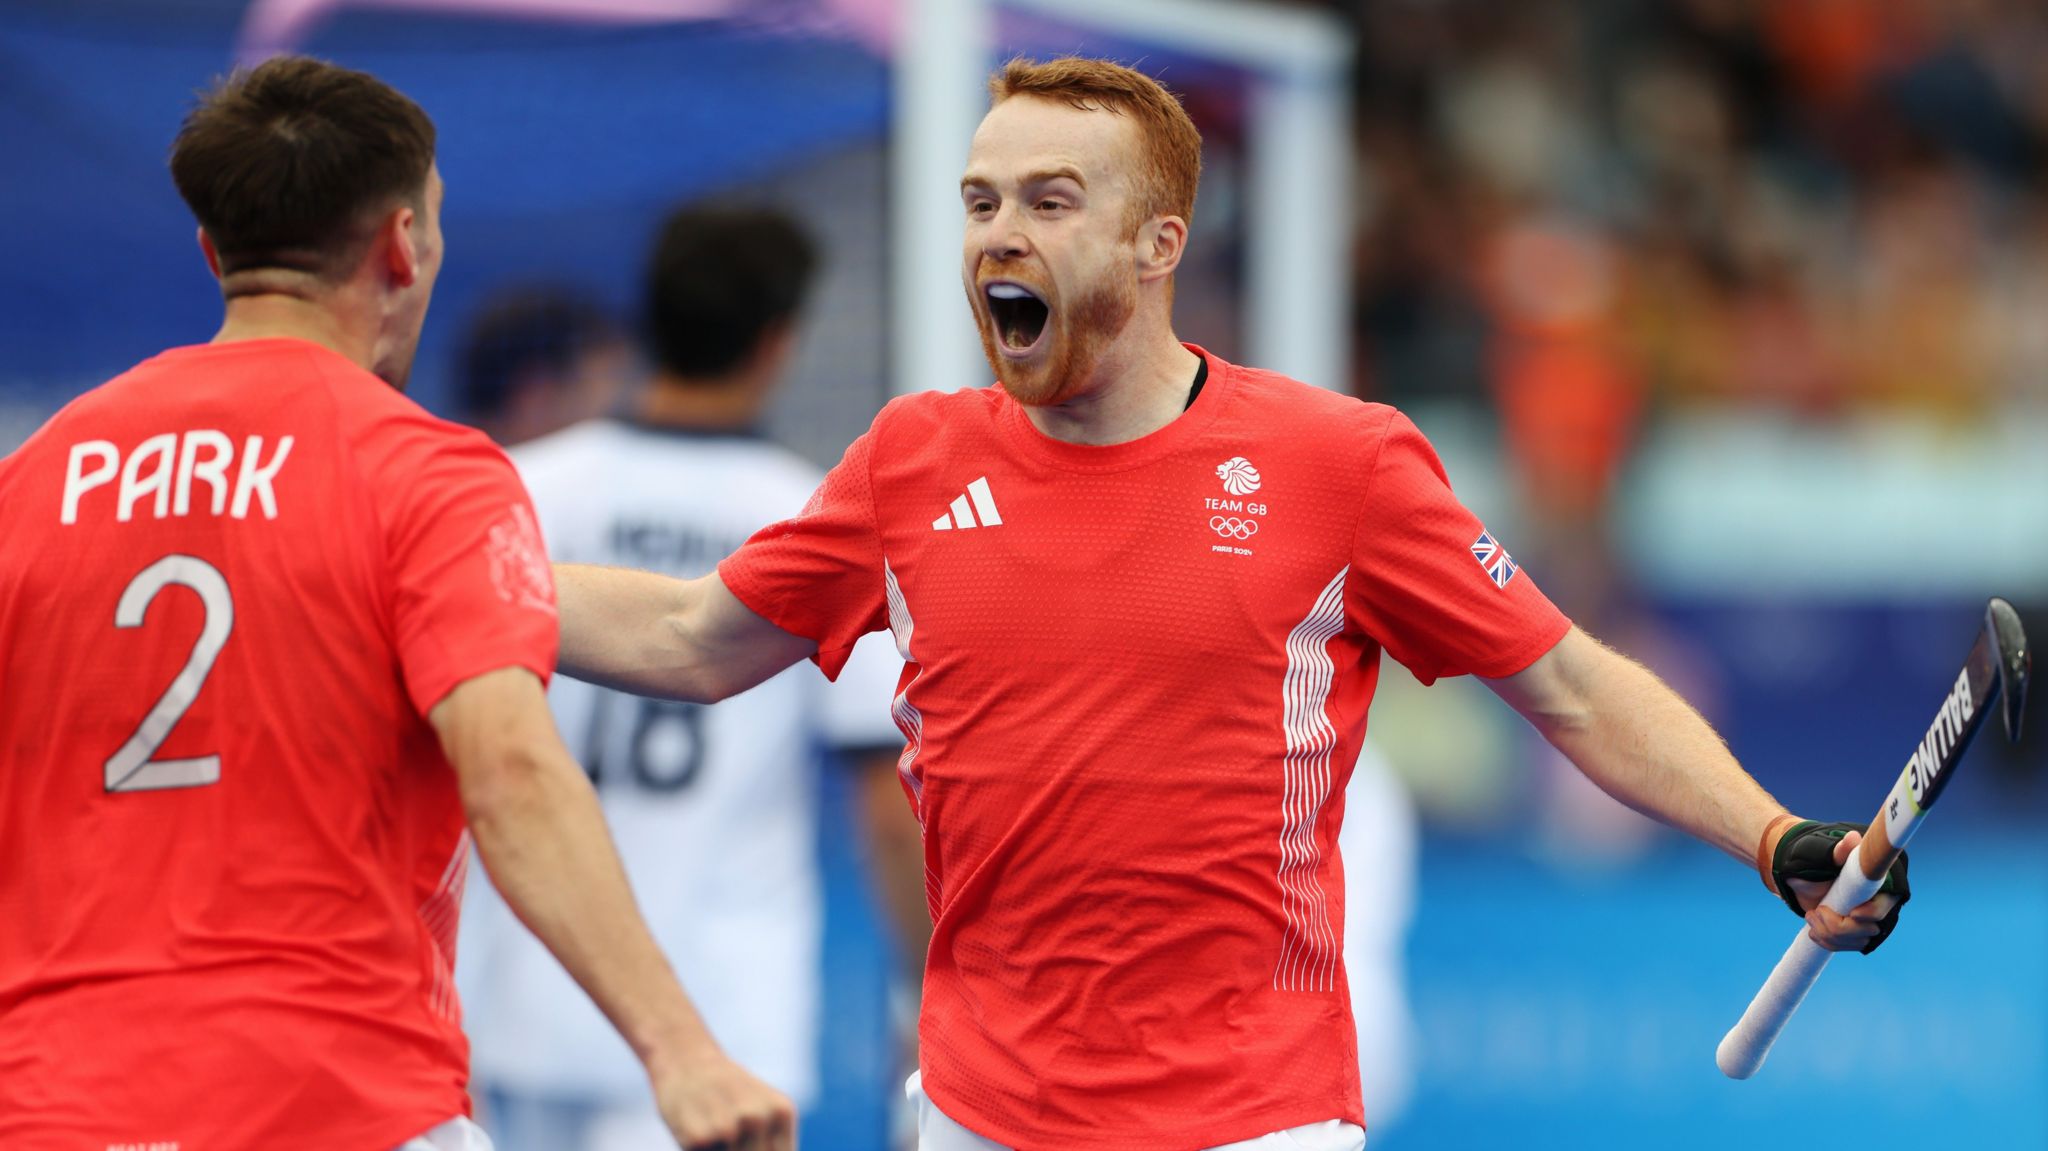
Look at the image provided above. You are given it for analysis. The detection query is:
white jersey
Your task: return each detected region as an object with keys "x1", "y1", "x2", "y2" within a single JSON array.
[{"x1": 458, "y1": 420, "x2": 903, "y2": 1107}]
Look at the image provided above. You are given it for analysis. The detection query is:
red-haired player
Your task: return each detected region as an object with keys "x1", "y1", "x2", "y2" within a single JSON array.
[{"x1": 552, "y1": 56, "x2": 1908, "y2": 1151}]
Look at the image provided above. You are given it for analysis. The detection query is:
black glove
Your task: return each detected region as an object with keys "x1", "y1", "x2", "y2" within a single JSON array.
[{"x1": 1771, "y1": 819, "x2": 1910, "y2": 954}]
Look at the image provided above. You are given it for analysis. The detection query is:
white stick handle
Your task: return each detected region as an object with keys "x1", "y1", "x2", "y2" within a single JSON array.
[
  {"x1": 1716, "y1": 605, "x2": 2022, "y2": 1080},
  {"x1": 1715, "y1": 860, "x2": 1885, "y2": 1079}
]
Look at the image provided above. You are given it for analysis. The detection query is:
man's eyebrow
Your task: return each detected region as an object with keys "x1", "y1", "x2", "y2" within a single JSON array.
[
  {"x1": 958, "y1": 166, "x2": 1088, "y2": 194},
  {"x1": 1022, "y1": 166, "x2": 1086, "y2": 188}
]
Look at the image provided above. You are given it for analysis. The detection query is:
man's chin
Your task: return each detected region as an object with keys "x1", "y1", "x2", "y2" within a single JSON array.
[
  {"x1": 978, "y1": 319, "x2": 1083, "y2": 405},
  {"x1": 995, "y1": 366, "x2": 1071, "y2": 407}
]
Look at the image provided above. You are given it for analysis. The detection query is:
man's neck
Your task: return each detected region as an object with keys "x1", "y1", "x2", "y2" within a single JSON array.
[
  {"x1": 1019, "y1": 327, "x2": 1202, "y2": 447},
  {"x1": 213, "y1": 292, "x2": 378, "y2": 377},
  {"x1": 634, "y1": 373, "x2": 764, "y2": 433}
]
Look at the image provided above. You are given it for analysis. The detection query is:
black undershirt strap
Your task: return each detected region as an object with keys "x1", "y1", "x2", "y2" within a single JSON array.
[{"x1": 1183, "y1": 357, "x2": 1209, "y2": 411}]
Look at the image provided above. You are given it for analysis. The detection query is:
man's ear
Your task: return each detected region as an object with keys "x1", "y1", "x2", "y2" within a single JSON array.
[
  {"x1": 746, "y1": 321, "x2": 800, "y2": 380},
  {"x1": 197, "y1": 227, "x2": 223, "y2": 280},
  {"x1": 1135, "y1": 214, "x2": 1188, "y2": 284},
  {"x1": 381, "y1": 204, "x2": 420, "y2": 288}
]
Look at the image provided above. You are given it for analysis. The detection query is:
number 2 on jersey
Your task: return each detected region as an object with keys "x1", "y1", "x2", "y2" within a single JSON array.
[{"x1": 104, "y1": 555, "x2": 234, "y2": 793}]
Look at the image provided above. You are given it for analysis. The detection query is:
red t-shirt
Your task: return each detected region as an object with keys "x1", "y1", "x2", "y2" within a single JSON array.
[
  {"x1": 721, "y1": 347, "x2": 1569, "y2": 1150},
  {"x1": 0, "y1": 339, "x2": 558, "y2": 1150}
]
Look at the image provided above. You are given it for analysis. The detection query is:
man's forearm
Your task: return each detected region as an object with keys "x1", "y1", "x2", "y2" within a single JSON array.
[
  {"x1": 1499, "y1": 630, "x2": 1788, "y2": 864},
  {"x1": 553, "y1": 564, "x2": 817, "y2": 704},
  {"x1": 554, "y1": 563, "x2": 718, "y2": 701},
  {"x1": 463, "y1": 742, "x2": 720, "y2": 1073}
]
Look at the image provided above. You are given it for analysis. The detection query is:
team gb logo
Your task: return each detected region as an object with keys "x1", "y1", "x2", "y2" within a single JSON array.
[
  {"x1": 487, "y1": 504, "x2": 557, "y2": 615},
  {"x1": 1216, "y1": 456, "x2": 1261, "y2": 495}
]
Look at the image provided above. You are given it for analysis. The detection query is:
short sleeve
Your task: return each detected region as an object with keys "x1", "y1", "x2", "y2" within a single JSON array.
[
  {"x1": 1350, "y1": 412, "x2": 1570, "y2": 684},
  {"x1": 717, "y1": 430, "x2": 889, "y2": 679},
  {"x1": 380, "y1": 424, "x2": 560, "y2": 716},
  {"x1": 817, "y1": 631, "x2": 907, "y2": 752}
]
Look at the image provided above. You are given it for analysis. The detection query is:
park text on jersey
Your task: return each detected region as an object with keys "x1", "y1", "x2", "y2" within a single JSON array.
[{"x1": 60, "y1": 433, "x2": 295, "y2": 524}]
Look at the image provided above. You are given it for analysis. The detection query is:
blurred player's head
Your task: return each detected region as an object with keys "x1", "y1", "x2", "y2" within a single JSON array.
[
  {"x1": 643, "y1": 205, "x2": 817, "y2": 418},
  {"x1": 963, "y1": 57, "x2": 1202, "y2": 406},
  {"x1": 170, "y1": 56, "x2": 442, "y2": 390},
  {"x1": 458, "y1": 289, "x2": 628, "y2": 446}
]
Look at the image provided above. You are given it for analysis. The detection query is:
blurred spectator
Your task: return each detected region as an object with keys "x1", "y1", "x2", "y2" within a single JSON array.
[
  {"x1": 457, "y1": 288, "x2": 630, "y2": 446},
  {"x1": 1348, "y1": 0, "x2": 2048, "y2": 426}
]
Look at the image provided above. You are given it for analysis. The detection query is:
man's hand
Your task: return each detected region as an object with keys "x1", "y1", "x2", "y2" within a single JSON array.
[
  {"x1": 434, "y1": 669, "x2": 788, "y2": 1146},
  {"x1": 649, "y1": 1046, "x2": 796, "y2": 1151},
  {"x1": 1771, "y1": 822, "x2": 1911, "y2": 954}
]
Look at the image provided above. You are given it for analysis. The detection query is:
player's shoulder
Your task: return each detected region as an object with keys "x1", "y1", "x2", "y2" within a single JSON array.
[
  {"x1": 1, "y1": 342, "x2": 320, "y2": 468},
  {"x1": 1213, "y1": 353, "x2": 1402, "y2": 444},
  {"x1": 333, "y1": 376, "x2": 516, "y2": 495},
  {"x1": 870, "y1": 384, "x2": 1004, "y2": 441},
  {"x1": 3, "y1": 378, "x2": 114, "y2": 466},
  {"x1": 324, "y1": 366, "x2": 494, "y2": 454}
]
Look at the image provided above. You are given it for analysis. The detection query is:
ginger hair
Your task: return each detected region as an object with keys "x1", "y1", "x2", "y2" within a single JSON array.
[{"x1": 988, "y1": 56, "x2": 1203, "y2": 234}]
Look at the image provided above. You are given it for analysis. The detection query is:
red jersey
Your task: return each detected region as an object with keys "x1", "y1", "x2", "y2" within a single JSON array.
[
  {"x1": 0, "y1": 339, "x2": 558, "y2": 1150},
  {"x1": 720, "y1": 347, "x2": 1569, "y2": 1150}
]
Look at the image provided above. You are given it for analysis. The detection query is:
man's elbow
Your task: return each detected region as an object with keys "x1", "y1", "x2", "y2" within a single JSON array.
[
  {"x1": 656, "y1": 611, "x2": 737, "y2": 704},
  {"x1": 1488, "y1": 629, "x2": 1601, "y2": 739},
  {"x1": 1525, "y1": 695, "x2": 1598, "y2": 742},
  {"x1": 455, "y1": 739, "x2": 561, "y2": 831}
]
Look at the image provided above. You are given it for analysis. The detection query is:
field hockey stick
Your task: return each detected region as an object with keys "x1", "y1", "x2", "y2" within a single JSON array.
[{"x1": 1716, "y1": 597, "x2": 2031, "y2": 1080}]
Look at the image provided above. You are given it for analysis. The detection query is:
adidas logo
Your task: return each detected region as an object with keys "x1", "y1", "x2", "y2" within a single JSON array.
[{"x1": 932, "y1": 477, "x2": 1003, "y2": 530}]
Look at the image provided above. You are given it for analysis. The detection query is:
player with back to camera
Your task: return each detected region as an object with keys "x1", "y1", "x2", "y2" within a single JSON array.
[
  {"x1": 459, "y1": 206, "x2": 920, "y2": 1151},
  {"x1": 547, "y1": 57, "x2": 1909, "y2": 1150},
  {"x1": 0, "y1": 57, "x2": 789, "y2": 1151}
]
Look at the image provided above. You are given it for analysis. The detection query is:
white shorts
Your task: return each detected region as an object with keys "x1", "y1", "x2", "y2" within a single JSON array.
[
  {"x1": 474, "y1": 1086, "x2": 676, "y2": 1151},
  {"x1": 907, "y1": 1072, "x2": 1365, "y2": 1151},
  {"x1": 395, "y1": 1117, "x2": 495, "y2": 1151}
]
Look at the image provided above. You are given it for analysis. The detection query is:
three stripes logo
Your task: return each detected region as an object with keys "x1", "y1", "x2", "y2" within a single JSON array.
[
  {"x1": 1470, "y1": 530, "x2": 1519, "y2": 589},
  {"x1": 932, "y1": 477, "x2": 1003, "y2": 531}
]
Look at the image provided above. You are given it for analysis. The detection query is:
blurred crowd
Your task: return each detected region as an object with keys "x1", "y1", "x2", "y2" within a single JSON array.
[{"x1": 1346, "y1": 0, "x2": 2048, "y2": 522}]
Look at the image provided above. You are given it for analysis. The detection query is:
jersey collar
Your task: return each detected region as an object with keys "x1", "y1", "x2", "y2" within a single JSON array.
[{"x1": 997, "y1": 343, "x2": 1236, "y2": 474}]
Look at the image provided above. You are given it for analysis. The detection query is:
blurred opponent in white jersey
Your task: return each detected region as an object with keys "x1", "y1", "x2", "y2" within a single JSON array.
[{"x1": 457, "y1": 208, "x2": 915, "y2": 1151}]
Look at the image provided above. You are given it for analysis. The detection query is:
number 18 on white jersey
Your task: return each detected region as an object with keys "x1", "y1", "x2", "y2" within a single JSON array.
[{"x1": 458, "y1": 422, "x2": 904, "y2": 1108}]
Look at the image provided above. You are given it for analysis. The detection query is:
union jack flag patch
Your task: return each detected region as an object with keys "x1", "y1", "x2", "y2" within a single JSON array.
[{"x1": 1470, "y1": 530, "x2": 1518, "y2": 589}]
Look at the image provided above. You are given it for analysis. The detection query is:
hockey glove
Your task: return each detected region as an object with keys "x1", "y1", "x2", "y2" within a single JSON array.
[{"x1": 1771, "y1": 819, "x2": 1910, "y2": 954}]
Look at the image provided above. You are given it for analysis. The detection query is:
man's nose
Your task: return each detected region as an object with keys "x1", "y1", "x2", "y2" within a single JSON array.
[{"x1": 981, "y1": 203, "x2": 1030, "y2": 260}]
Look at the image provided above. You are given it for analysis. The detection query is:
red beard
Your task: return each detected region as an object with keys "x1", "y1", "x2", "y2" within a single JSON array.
[{"x1": 972, "y1": 260, "x2": 1137, "y2": 406}]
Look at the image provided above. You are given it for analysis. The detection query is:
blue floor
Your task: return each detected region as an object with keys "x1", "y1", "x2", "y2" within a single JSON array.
[{"x1": 1369, "y1": 826, "x2": 2046, "y2": 1149}]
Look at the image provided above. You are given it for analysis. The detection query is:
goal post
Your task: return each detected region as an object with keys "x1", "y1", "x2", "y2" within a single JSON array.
[{"x1": 891, "y1": 0, "x2": 1355, "y2": 397}]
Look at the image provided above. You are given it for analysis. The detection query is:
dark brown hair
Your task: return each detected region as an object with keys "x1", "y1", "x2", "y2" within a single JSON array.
[
  {"x1": 170, "y1": 56, "x2": 436, "y2": 278},
  {"x1": 645, "y1": 205, "x2": 818, "y2": 379},
  {"x1": 988, "y1": 56, "x2": 1203, "y2": 233}
]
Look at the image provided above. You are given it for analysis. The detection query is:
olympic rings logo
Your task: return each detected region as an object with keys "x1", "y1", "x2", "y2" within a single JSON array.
[{"x1": 1210, "y1": 516, "x2": 1259, "y2": 540}]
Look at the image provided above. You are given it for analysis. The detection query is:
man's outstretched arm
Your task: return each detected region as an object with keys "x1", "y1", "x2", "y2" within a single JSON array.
[
  {"x1": 1482, "y1": 626, "x2": 1902, "y2": 952},
  {"x1": 554, "y1": 565, "x2": 816, "y2": 703},
  {"x1": 432, "y1": 666, "x2": 793, "y2": 1150}
]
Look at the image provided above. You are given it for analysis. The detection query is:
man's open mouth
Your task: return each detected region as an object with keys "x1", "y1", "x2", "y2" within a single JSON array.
[{"x1": 985, "y1": 281, "x2": 1050, "y2": 354}]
